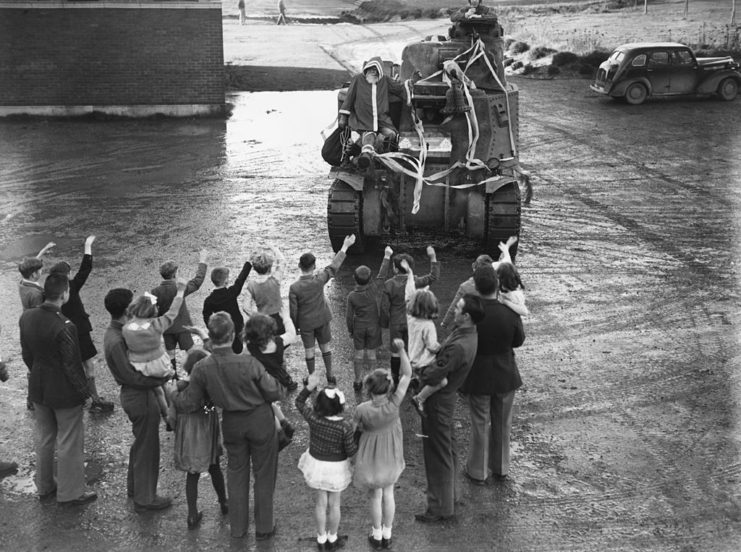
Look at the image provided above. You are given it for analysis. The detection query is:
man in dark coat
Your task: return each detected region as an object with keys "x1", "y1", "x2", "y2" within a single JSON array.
[
  {"x1": 460, "y1": 265, "x2": 525, "y2": 483},
  {"x1": 103, "y1": 286, "x2": 180, "y2": 512},
  {"x1": 19, "y1": 273, "x2": 97, "y2": 505},
  {"x1": 50, "y1": 235, "x2": 113, "y2": 412},
  {"x1": 172, "y1": 312, "x2": 284, "y2": 541},
  {"x1": 415, "y1": 294, "x2": 484, "y2": 523}
]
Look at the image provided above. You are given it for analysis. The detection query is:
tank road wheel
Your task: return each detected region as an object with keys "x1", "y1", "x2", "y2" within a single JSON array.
[
  {"x1": 718, "y1": 78, "x2": 738, "y2": 101},
  {"x1": 327, "y1": 179, "x2": 365, "y2": 254},
  {"x1": 624, "y1": 82, "x2": 648, "y2": 105},
  {"x1": 485, "y1": 181, "x2": 521, "y2": 260}
]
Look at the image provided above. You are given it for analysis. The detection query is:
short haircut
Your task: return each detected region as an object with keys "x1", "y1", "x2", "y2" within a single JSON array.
[
  {"x1": 183, "y1": 349, "x2": 209, "y2": 376},
  {"x1": 211, "y1": 267, "x2": 229, "y2": 287},
  {"x1": 18, "y1": 257, "x2": 43, "y2": 279},
  {"x1": 242, "y1": 313, "x2": 277, "y2": 351},
  {"x1": 473, "y1": 265, "x2": 499, "y2": 296},
  {"x1": 392, "y1": 253, "x2": 414, "y2": 274},
  {"x1": 472, "y1": 254, "x2": 494, "y2": 271},
  {"x1": 364, "y1": 368, "x2": 392, "y2": 397},
  {"x1": 407, "y1": 288, "x2": 439, "y2": 320},
  {"x1": 104, "y1": 288, "x2": 133, "y2": 318},
  {"x1": 251, "y1": 251, "x2": 274, "y2": 275},
  {"x1": 314, "y1": 389, "x2": 344, "y2": 417},
  {"x1": 159, "y1": 260, "x2": 178, "y2": 279},
  {"x1": 353, "y1": 265, "x2": 371, "y2": 285},
  {"x1": 127, "y1": 295, "x2": 158, "y2": 319},
  {"x1": 299, "y1": 253, "x2": 316, "y2": 271},
  {"x1": 43, "y1": 273, "x2": 69, "y2": 301},
  {"x1": 208, "y1": 312, "x2": 234, "y2": 345},
  {"x1": 497, "y1": 262, "x2": 523, "y2": 293},
  {"x1": 49, "y1": 261, "x2": 71, "y2": 276},
  {"x1": 461, "y1": 293, "x2": 485, "y2": 324}
]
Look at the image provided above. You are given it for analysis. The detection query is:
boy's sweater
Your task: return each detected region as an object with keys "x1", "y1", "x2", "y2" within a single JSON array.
[
  {"x1": 346, "y1": 257, "x2": 390, "y2": 335},
  {"x1": 289, "y1": 250, "x2": 346, "y2": 331}
]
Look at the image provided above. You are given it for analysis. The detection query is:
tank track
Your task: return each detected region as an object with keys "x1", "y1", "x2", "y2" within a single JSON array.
[
  {"x1": 486, "y1": 181, "x2": 521, "y2": 258},
  {"x1": 327, "y1": 179, "x2": 365, "y2": 253}
]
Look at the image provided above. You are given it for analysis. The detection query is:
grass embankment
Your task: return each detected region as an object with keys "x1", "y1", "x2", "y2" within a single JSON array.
[{"x1": 342, "y1": 0, "x2": 741, "y2": 78}]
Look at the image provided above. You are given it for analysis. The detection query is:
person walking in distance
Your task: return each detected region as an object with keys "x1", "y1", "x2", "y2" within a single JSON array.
[
  {"x1": 238, "y1": 0, "x2": 246, "y2": 25},
  {"x1": 460, "y1": 265, "x2": 525, "y2": 484},
  {"x1": 20, "y1": 273, "x2": 97, "y2": 506},
  {"x1": 276, "y1": 0, "x2": 287, "y2": 25}
]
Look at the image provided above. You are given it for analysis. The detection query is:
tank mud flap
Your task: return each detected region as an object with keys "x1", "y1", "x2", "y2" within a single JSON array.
[{"x1": 328, "y1": 168, "x2": 364, "y2": 192}]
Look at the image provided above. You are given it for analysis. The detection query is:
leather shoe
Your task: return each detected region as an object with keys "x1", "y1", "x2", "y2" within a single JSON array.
[
  {"x1": 187, "y1": 511, "x2": 203, "y2": 529},
  {"x1": 255, "y1": 524, "x2": 277, "y2": 541},
  {"x1": 134, "y1": 495, "x2": 172, "y2": 512},
  {"x1": 382, "y1": 537, "x2": 392, "y2": 549},
  {"x1": 492, "y1": 473, "x2": 508, "y2": 482},
  {"x1": 39, "y1": 486, "x2": 57, "y2": 500},
  {"x1": 59, "y1": 490, "x2": 97, "y2": 506},
  {"x1": 414, "y1": 511, "x2": 454, "y2": 523},
  {"x1": 368, "y1": 534, "x2": 384, "y2": 550},
  {"x1": 325, "y1": 535, "x2": 348, "y2": 550},
  {"x1": 463, "y1": 468, "x2": 488, "y2": 486}
]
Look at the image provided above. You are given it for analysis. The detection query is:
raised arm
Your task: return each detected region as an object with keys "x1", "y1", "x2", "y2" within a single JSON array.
[
  {"x1": 229, "y1": 260, "x2": 252, "y2": 297},
  {"x1": 279, "y1": 303, "x2": 298, "y2": 346},
  {"x1": 270, "y1": 245, "x2": 286, "y2": 281},
  {"x1": 185, "y1": 249, "x2": 208, "y2": 296},
  {"x1": 35, "y1": 241, "x2": 56, "y2": 259},
  {"x1": 392, "y1": 338, "x2": 412, "y2": 400},
  {"x1": 402, "y1": 258, "x2": 416, "y2": 306},
  {"x1": 440, "y1": 281, "x2": 466, "y2": 329},
  {"x1": 414, "y1": 245, "x2": 439, "y2": 287},
  {"x1": 320, "y1": 234, "x2": 356, "y2": 283},
  {"x1": 376, "y1": 246, "x2": 393, "y2": 283}
]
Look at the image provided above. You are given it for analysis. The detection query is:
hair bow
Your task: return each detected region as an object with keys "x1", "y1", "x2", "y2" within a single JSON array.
[
  {"x1": 144, "y1": 292, "x2": 158, "y2": 305},
  {"x1": 324, "y1": 387, "x2": 346, "y2": 405}
]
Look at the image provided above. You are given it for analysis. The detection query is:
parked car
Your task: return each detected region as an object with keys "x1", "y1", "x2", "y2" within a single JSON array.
[{"x1": 590, "y1": 42, "x2": 741, "y2": 105}]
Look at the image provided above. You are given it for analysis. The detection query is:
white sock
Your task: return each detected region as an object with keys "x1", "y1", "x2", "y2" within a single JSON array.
[
  {"x1": 371, "y1": 526, "x2": 382, "y2": 540},
  {"x1": 327, "y1": 533, "x2": 338, "y2": 543},
  {"x1": 317, "y1": 532, "x2": 327, "y2": 544},
  {"x1": 382, "y1": 525, "x2": 392, "y2": 539}
]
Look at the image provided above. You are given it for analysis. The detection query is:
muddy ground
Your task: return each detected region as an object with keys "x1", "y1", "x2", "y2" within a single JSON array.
[{"x1": 2, "y1": 3, "x2": 741, "y2": 552}]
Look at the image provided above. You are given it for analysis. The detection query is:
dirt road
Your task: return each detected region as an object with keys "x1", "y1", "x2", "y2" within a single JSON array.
[{"x1": 1, "y1": 12, "x2": 741, "y2": 552}]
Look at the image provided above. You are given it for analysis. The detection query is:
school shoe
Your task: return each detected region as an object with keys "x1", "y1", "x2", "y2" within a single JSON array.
[
  {"x1": 39, "y1": 486, "x2": 57, "y2": 501},
  {"x1": 255, "y1": 525, "x2": 277, "y2": 541},
  {"x1": 277, "y1": 427, "x2": 292, "y2": 452},
  {"x1": 325, "y1": 535, "x2": 348, "y2": 550},
  {"x1": 187, "y1": 511, "x2": 203, "y2": 529},
  {"x1": 134, "y1": 495, "x2": 172, "y2": 512},
  {"x1": 382, "y1": 537, "x2": 393, "y2": 549},
  {"x1": 219, "y1": 500, "x2": 229, "y2": 515},
  {"x1": 59, "y1": 490, "x2": 97, "y2": 506},
  {"x1": 326, "y1": 375, "x2": 337, "y2": 386},
  {"x1": 0, "y1": 461, "x2": 18, "y2": 479},
  {"x1": 368, "y1": 535, "x2": 384, "y2": 550},
  {"x1": 352, "y1": 381, "x2": 363, "y2": 393},
  {"x1": 89, "y1": 398, "x2": 114, "y2": 413}
]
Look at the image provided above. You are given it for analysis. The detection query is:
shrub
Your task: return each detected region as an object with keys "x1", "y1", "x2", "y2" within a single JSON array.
[
  {"x1": 552, "y1": 51, "x2": 579, "y2": 67},
  {"x1": 547, "y1": 65, "x2": 561, "y2": 76},
  {"x1": 510, "y1": 41, "x2": 530, "y2": 54},
  {"x1": 531, "y1": 46, "x2": 556, "y2": 60}
]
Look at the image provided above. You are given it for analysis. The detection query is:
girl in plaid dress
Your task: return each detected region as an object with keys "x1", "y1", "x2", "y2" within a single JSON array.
[{"x1": 295, "y1": 373, "x2": 358, "y2": 551}]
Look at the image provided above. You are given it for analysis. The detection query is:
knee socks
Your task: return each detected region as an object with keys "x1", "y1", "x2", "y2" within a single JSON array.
[
  {"x1": 353, "y1": 359, "x2": 363, "y2": 383},
  {"x1": 322, "y1": 351, "x2": 333, "y2": 379},
  {"x1": 185, "y1": 472, "x2": 200, "y2": 517},
  {"x1": 305, "y1": 356, "x2": 315, "y2": 375}
]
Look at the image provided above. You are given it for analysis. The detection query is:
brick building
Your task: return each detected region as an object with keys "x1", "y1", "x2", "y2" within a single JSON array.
[{"x1": 0, "y1": 0, "x2": 225, "y2": 117}]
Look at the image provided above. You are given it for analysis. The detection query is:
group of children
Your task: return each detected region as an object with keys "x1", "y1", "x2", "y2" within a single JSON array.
[{"x1": 16, "y1": 231, "x2": 526, "y2": 548}]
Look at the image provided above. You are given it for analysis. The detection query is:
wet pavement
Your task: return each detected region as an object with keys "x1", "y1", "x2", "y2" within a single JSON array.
[{"x1": 1, "y1": 74, "x2": 741, "y2": 552}]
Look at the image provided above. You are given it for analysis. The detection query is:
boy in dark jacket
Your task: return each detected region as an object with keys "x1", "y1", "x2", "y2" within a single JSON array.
[
  {"x1": 202, "y1": 261, "x2": 252, "y2": 354},
  {"x1": 381, "y1": 246, "x2": 439, "y2": 382},
  {"x1": 49, "y1": 235, "x2": 113, "y2": 413},
  {"x1": 345, "y1": 246, "x2": 392, "y2": 392}
]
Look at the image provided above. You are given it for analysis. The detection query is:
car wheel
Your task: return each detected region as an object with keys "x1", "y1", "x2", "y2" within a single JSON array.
[
  {"x1": 624, "y1": 83, "x2": 647, "y2": 105},
  {"x1": 718, "y1": 78, "x2": 738, "y2": 101}
]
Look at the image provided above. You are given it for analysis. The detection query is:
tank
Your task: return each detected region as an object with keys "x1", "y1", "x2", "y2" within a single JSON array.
[{"x1": 326, "y1": 9, "x2": 522, "y2": 256}]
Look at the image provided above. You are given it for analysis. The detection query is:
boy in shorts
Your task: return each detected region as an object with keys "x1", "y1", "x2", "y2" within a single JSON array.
[
  {"x1": 289, "y1": 234, "x2": 355, "y2": 385},
  {"x1": 381, "y1": 246, "x2": 439, "y2": 383},
  {"x1": 346, "y1": 246, "x2": 392, "y2": 392},
  {"x1": 151, "y1": 250, "x2": 208, "y2": 372}
]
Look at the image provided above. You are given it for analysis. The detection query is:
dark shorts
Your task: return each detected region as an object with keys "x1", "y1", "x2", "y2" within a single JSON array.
[
  {"x1": 269, "y1": 312, "x2": 286, "y2": 336},
  {"x1": 164, "y1": 332, "x2": 194, "y2": 352},
  {"x1": 77, "y1": 331, "x2": 98, "y2": 363},
  {"x1": 388, "y1": 325, "x2": 409, "y2": 353},
  {"x1": 300, "y1": 323, "x2": 332, "y2": 349},
  {"x1": 352, "y1": 326, "x2": 381, "y2": 350}
]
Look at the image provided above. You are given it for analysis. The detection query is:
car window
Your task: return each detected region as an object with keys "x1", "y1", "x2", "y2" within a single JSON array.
[
  {"x1": 631, "y1": 54, "x2": 647, "y2": 67},
  {"x1": 673, "y1": 50, "x2": 694, "y2": 65},
  {"x1": 648, "y1": 51, "x2": 669, "y2": 66}
]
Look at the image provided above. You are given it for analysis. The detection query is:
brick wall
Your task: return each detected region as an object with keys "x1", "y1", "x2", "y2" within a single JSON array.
[{"x1": 0, "y1": 4, "x2": 224, "y2": 109}]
